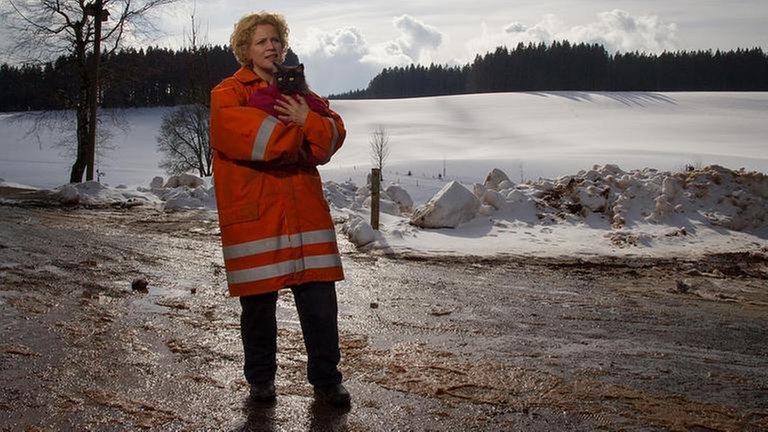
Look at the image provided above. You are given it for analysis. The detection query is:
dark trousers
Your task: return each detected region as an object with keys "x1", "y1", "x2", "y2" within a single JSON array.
[{"x1": 239, "y1": 281, "x2": 342, "y2": 387}]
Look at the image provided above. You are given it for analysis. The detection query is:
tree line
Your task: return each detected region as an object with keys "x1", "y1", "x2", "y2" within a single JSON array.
[
  {"x1": 332, "y1": 41, "x2": 768, "y2": 98},
  {"x1": 0, "y1": 45, "x2": 298, "y2": 112},
  {"x1": 3, "y1": 41, "x2": 766, "y2": 112}
]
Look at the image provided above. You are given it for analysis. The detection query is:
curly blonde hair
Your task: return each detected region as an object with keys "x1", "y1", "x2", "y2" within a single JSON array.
[{"x1": 230, "y1": 12, "x2": 290, "y2": 66}]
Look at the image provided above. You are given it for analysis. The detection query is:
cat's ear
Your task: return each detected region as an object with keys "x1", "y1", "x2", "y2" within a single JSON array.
[
  {"x1": 272, "y1": 63, "x2": 283, "y2": 73},
  {"x1": 296, "y1": 63, "x2": 304, "y2": 73}
]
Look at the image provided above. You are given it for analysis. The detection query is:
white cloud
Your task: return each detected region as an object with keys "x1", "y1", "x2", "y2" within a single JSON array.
[
  {"x1": 293, "y1": 15, "x2": 445, "y2": 95},
  {"x1": 468, "y1": 10, "x2": 678, "y2": 57},
  {"x1": 391, "y1": 15, "x2": 444, "y2": 61},
  {"x1": 565, "y1": 10, "x2": 678, "y2": 53},
  {"x1": 293, "y1": 9, "x2": 680, "y2": 95},
  {"x1": 292, "y1": 27, "x2": 381, "y2": 95},
  {"x1": 504, "y1": 23, "x2": 527, "y2": 33},
  {"x1": 297, "y1": 26, "x2": 369, "y2": 59}
]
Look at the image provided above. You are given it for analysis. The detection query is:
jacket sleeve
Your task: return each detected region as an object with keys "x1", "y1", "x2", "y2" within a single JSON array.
[
  {"x1": 210, "y1": 82, "x2": 302, "y2": 164},
  {"x1": 300, "y1": 107, "x2": 346, "y2": 166}
]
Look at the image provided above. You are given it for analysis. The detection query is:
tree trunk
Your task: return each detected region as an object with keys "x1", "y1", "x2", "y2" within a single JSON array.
[{"x1": 69, "y1": 83, "x2": 91, "y2": 183}]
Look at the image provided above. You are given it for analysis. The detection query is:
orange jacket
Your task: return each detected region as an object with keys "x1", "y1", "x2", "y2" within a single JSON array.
[{"x1": 210, "y1": 67, "x2": 346, "y2": 296}]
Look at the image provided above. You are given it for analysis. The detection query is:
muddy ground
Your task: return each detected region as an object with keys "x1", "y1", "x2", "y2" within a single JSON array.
[{"x1": 1, "y1": 199, "x2": 767, "y2": 431}]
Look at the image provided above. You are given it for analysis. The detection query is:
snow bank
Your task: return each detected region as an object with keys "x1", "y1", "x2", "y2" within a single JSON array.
[
  {"x1": 3, "y1": 174, "x2": 216, "y2": 210},
  {"x1": 55, "y1": 181, "x2": 160, "y2": 207},
  {"x1": 0, "y1": 179, "x2": 39, "y2": 190},
  {"x1": 2, "y1": 163, "x2": 765, "y2": 260},
  {"x1": 137, "y1": 174, "x2": 216, "y2": 210},
  {"x1": 328, "y1": 164, "x2": 767, "y2": 259},
  {"x1": 400, "y1": 164, "x2": 767, "y2": 234},
  {"x1": 342, "y1": 180, "x2": 412, "y2": 217}
]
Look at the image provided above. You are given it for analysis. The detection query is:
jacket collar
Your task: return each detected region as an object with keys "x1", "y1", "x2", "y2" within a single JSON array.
[{"x1": 234, "y1": 66, "x2": 265, "y2": 85}]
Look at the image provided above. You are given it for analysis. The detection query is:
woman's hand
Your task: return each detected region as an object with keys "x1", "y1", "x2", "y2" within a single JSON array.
[{"x1": 274, "y1": 95, "x2": 310, "y2": 126}]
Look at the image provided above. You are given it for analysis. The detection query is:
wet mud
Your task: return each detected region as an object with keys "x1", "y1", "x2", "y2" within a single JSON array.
[{"x1": 1, "y1": 203, "x2": 767, "y2": 431}]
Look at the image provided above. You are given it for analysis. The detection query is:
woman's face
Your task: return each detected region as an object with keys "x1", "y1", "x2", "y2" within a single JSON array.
[{"x1": 248, "y1": 24, "x2": 283, "y2": 78}]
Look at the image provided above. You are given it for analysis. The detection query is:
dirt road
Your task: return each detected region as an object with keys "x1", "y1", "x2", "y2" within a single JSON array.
[{"x1": 1, "y1": 203, "x2": 767, "y2": 431}]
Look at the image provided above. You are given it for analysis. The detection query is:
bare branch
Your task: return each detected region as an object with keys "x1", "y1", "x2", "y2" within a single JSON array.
[
  {"x1": 369, "y1": 126, "x2": 391, "y2": 178},
  {"x1": 1, "y1": 0, "x2": 180, "y2": 183},
  {"x1": 157, "y1": 104, "x2": 212, "y2": 176}
]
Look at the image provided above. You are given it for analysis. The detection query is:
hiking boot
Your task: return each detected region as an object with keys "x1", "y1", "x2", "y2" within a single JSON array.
[
  {"x1": 313, "y1": 383, "x2": 351, "y2": 408},
  {"x1": 249, "y1": 381, "x2": 276, "y2": 403}
]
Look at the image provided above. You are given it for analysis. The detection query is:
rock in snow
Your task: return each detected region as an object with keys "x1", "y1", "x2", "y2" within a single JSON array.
[
  {"x1": 482, "y1": 189, "x2": 507, "y2": 210},
  {"x1": 57, "y1": 184, "x2": 80, "y2": 204},
  {"x1": 163, "y1": 185, "x2": 215, "y2": 210},
  {"x1": 483, "y1": 168, "x2": 512, "y2": 191},
  {"x1": 364, "y1": 197, "x2": 401, "y2": 216},
  {"x1": 150, "y1": 176, "x2": 164, "y2": 189},
  {"x1": 385, "y1": 185, "x2": 414, "y2": 213},
  {"x1": 342, "y1": 216, "x2": 378, "y2": 247},
  {"x1": 411, "y1": 181, "x2": 481, "y2": 228},
  {"x1": 164, "y1": 173, "x2": 205, "y2": 189},
  {"x1": 324, "y1": 181, "x2": 356, "y2": 209}
]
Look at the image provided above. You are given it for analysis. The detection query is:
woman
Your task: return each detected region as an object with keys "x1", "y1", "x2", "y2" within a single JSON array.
[{"x1": 209, "y1": 12, "x2": 350, "y2": 408}]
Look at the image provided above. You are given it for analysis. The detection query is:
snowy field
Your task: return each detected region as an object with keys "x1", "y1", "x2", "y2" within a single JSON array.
[{"x1": 1, "y1": 91, "x2": 766, "y2": 260}]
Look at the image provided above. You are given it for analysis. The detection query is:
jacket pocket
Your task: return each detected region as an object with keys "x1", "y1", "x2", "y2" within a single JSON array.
[
  {"x1": 218, "y1": 203, "x2": 260, "y2": 227},
  {"x1": 215, "y1": 164, "x2": 265, "y2": 227}
]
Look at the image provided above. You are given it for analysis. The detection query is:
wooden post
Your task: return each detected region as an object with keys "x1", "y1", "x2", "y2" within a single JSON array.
[{"x1": 371, "y1": 168, "x2": 380, "y2": 230}]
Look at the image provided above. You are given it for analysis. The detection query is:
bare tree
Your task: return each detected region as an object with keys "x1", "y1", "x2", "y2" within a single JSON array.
[
  {"x1": 1, "y1": 0, "x2": 179, "y2": 183},
  {"x1": 369, "y1": 126, "x2": 390, "y2": 180},
  {"x1": 156, "y1": 104, "x2": 212, "y2": 177},
  {"x1": 182, "y1": 6, "x2": 211, "y2": 106},
  {"x1": 156, "y1": 10, "x2": 212, "y2": 178}
]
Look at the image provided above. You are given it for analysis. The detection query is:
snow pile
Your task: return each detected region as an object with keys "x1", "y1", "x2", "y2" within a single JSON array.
[
  {"x1": 518, "y1": 164, "x2": 768, "y2": 231},
  {"x1": 2, "y1": 163, "x2": 765, "y2": 260},
  {"x1": 55, "y1": 181, "x2": 160, "y2": 207},
  {"x1": 139, "y1": 174, "x2": 216, "y2": 210},
  {"x1": 323, "y1": 180, "x2": 357, "y2": 209},
  {"x1": 402, "y1": 164, "x2": 767, "y2": 233},
  {"x1": 144, "y1": 173, "x2": 217, "y2": 210},
  {"x1": 155, "y1": 186, "x2": 215, "y2": 210},
  {"x1": 1, "y1": 174, "x2": 216, "y2": 210},
  {"x1": 329, "y1": 180, "x2": 414, "y2": 217},
  {"x1": 329, "y1": 164, "x2": 767, "y2": 258}
]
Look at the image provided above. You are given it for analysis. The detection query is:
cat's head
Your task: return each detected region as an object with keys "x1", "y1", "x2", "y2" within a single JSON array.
[{"x1": 273, "y1": 63, "x2": 309, "y2": 94}]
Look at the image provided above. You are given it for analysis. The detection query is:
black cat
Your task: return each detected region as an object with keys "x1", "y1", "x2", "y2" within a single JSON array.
[
  {"x1": 274, "y1": 63, "x2": 310, "y2": 95},
  {"x1": 247, "y1": 63, "x2": 331, "y2": 118}
]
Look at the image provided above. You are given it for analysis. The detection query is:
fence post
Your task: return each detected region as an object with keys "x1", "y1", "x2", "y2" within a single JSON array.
[{"x1": 371, "y1": 168, "x2": 380, "y2": 230}]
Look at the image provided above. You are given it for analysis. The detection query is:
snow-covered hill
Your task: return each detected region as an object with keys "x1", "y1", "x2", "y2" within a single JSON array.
[
  {"x1": 1, "y1": 92, "x2": 766, "y2": 259},
  {"x1": 1, "y1": 92, "x2": 766, "y2": 190}
]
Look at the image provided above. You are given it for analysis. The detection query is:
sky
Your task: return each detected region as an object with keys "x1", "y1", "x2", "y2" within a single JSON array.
[
  {"x1": 1, "y1": 1, "x2": 766, "y2": 95},
  {"x1": 148, "y1": 0, "x2": 768, "y2": 95}
]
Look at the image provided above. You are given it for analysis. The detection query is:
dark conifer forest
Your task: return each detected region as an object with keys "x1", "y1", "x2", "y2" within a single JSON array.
[
  {"x1": 1, "y1": 41, "x2": 766, "y2": 111},
  {"x1": 335, "y1": 42, "x2": 768, "y2": 98},
  {"x1": 0, "y1": 46, "x2": 299, "y2": 112}
]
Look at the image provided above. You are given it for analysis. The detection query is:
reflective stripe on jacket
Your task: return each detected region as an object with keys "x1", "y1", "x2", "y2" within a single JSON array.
[{"x1": 210, "y1": 67, "x2": 346, "y2": 296}]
